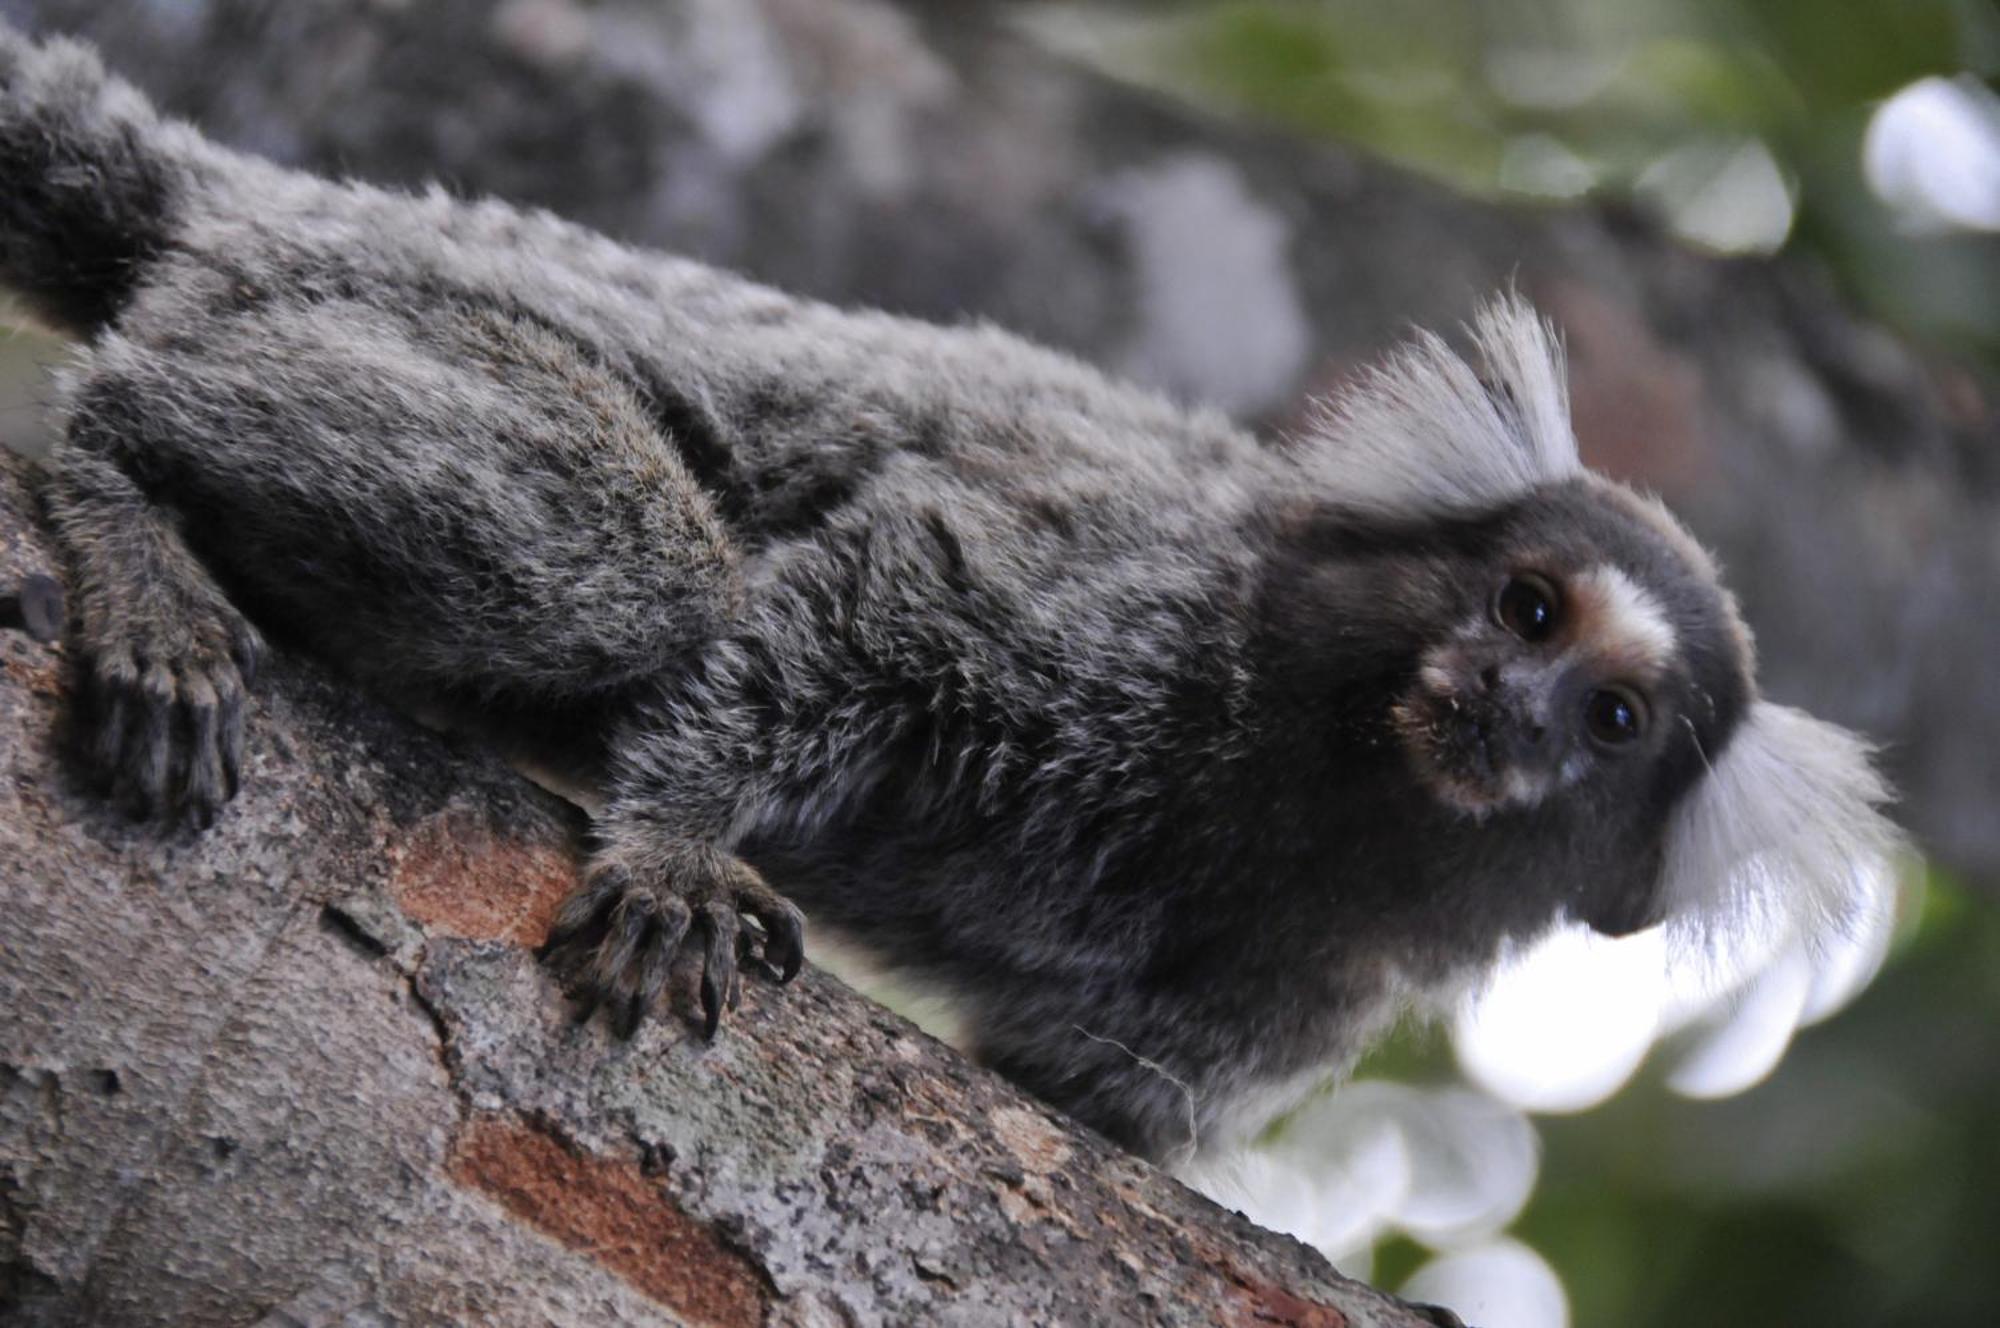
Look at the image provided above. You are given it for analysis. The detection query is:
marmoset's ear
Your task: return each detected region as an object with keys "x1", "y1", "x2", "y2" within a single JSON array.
[
  {"x1": 1659, "y1": 701, "x2": 1903, "y2": 959},
  {"x1": 1300, "y1": 294, "x2": 1580, "y2": 517}
]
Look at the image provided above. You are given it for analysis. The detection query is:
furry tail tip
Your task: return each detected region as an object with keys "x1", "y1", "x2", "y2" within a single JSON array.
[{"x1": 0, "y1": 20, "x2": 178, "y2": 335}]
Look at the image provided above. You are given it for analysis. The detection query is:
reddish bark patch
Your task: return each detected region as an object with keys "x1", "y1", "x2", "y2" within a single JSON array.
[
  {"x1": 1178, "y1": 1222, "x2": 1353, "y2": 1328},
  {"x1": 1232, "y1": 1280, "x2": 1350, "y2": 1328},
  {"x1": 390, "y1": 807, "x2": 578, "y2": 945},
  {"x1": 448, "y1": 1116, "x2": 768, "y2": 1327}
]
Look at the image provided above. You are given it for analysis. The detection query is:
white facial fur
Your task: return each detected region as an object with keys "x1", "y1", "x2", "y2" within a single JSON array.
[
  {"x1": 1663, "y1": 702, "x2": 1903, "y2": 960},
  {"x1": 1302, "y1": 295, "x2": 1580, "y2": 517},
  {"x1": 1568, "y1": 565, "x2": 1678, "y2": 676}
]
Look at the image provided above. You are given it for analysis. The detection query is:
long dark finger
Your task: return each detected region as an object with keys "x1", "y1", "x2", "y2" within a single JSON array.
[
  {"x1": 216, "y1": 671, "x2": 246, "y2": 799},
  {"x1": 592, "y1": 890, "x2": 656, "y2": 993},
  {"x1": 608, "y1": 917, "x2": 662, "y2": 1040},
  {"x1": 89, "y1": 662, "x2": 134, "y2": 789},
  {"x1": 539, "y1": 914, "x2": 614, "y2": 981},
  {"x1": 230, "y1": 625, "x2": 263, "y2": 687},
  {"x1": 626, "y1": 900, "x2": 690, "y2": 1034},
  {"x1": 545, "y1": 868, "x2": 627, "y2": 948},
  {"x1": 569, "y1": 994, "x2": 605, "y2": 1028},
  {"x1": 612, "y1": 990, "x2": 647, "y2": 1040},
  {"x1": 179, "y1": 676, "x2": 224, "y2": 829},
  {"x1": 699, "y1": 969, "x2": 722, "y2": 1040},
  {"x1": 734, "y1": 875, "x2": 806, "y2": 982},
  {"x1": 699, "y1": 901, "x2": 740, "y2": 1041},
  {"x1": 129, "y1": 663, "x2": 176, "y2": 817}
]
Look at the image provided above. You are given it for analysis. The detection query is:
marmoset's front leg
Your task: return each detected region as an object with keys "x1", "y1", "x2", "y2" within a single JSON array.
[
  {"x1": 541, "y1": 683, "x2": 807, "y2": 1040},
  {"x1": 45, "y1": 416, "x2": 265, "y2": 827}
]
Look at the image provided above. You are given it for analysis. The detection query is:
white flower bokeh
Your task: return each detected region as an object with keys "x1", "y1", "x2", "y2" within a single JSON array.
[{"x1": 1193, "y1": 867, "x2": 1912, "y2": 1328}]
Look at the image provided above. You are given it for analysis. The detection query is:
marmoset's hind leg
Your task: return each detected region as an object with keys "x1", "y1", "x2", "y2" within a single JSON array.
[
  {"x1": 89, "y1": 289, "x2": 739, "y2": 684},
  {"x1": 43, "y1": 432, "x2": 263, "y2": 825},
  {"x1": 52, "y1": 288, "x2": 742, "y2": 820}
]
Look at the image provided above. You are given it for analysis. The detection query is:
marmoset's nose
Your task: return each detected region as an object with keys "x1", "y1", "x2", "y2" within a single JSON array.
[{"x1": 1506, "y1": 714, "x2": 1554, "y2": 771}]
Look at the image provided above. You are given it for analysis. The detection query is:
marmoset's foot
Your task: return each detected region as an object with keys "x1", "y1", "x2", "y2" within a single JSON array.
[
  {"x1": 540, "y1": 845, "x2": 806, "y2": 1039},
  {"x1": 77, "y1": 596, "x2": 262, "y2": 828}
]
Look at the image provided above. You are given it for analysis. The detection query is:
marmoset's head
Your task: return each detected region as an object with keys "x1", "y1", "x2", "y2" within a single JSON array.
[
  {"x1": 1300, "y1": 296, "x2": 1902, "y2": 952},
  {"x1": 1390, "y1": 475, "x2": 1752, "y2": 833}
]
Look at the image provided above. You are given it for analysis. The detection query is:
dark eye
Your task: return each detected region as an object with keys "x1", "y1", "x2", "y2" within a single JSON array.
[
  {"x1": 1494, "y1": 574, "x2": 1560, "y2": 643},
  {"x1": 1586, "y1": 687, "x2": 1647, "y2": 746}
]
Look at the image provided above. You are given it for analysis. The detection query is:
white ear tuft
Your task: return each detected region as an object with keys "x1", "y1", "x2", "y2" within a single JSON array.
[
  {"x1": 1662, "y1": 702, "x2": 1904, "y2": 963},
  {"x1": 1301, "y1": 293, "x2": 1580, "y2": 516}
]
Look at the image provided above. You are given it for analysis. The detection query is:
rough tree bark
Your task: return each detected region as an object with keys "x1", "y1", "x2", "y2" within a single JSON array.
[
  {"x1": 0, "y1": 446, "x2": 1441, "y2": 1323},
  {"x1": 1, "y1": 0, "x2": 1995, "y2": 1323}
]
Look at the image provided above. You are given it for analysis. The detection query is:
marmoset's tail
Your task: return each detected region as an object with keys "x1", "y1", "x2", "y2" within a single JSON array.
[{"x1": 0, "y1": 20, "x2": 185, "y2": 336}]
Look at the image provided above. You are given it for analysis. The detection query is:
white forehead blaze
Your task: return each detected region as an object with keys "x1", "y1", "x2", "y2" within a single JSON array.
[
  {"x1": 1300, "y1": 295, "x2": 1580, "y2": 516},
  {"x1": 1571, "y1": 565, "x2": 1677, "y2": 674}
]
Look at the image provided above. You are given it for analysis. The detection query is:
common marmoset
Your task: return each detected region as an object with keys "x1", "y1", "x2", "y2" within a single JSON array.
[{"x1": 0, "y1": 25, "x2": 1900, "y2": 1163}]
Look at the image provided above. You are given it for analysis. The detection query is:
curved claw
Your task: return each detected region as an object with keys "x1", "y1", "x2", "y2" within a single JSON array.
[
  {"x1": 744, "y1": 890, "x2": 806, "y2": 984},
  {"x1": 612, "y1": 993, "x2": 646, "y2": 1041},
  {"x1": 699, "y1": 971, "x2": 722, "y2": 1040}
]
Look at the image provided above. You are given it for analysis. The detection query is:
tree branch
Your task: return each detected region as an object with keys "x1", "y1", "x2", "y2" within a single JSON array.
[{"x1": 0, "y1": 448, "x2": 1434, "y2": 1325}]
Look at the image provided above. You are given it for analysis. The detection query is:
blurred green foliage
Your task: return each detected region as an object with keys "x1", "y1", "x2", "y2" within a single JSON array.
[{"x1": 1056, "y1": 0, "x2": 2000, "y2": 367}]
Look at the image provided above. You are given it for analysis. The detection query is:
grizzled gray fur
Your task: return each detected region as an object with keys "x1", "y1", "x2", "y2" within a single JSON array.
[{"x1": 0, "y1": 24, "x2": 1898, "y2": 1163}]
